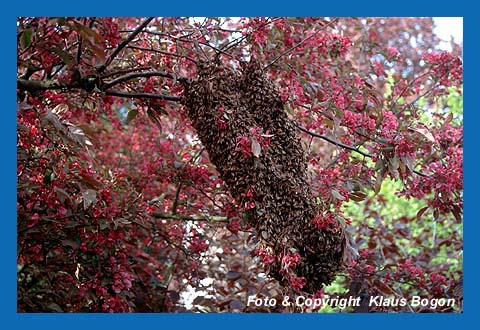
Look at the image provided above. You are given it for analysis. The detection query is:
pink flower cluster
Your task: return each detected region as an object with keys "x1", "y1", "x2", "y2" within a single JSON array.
[
  {"x1": 241, "y1": 185, "x2": 257, "y2": 210},
  {"x1": 216, "y1": 106, "x2": 228, "y2": 130},
  {"x1": 423, "y1": 51, "x2": 463, "y2": 87},
  {"x1": 313, "y1": 212, "x2": 337, "y2": 230},
  {"x1": 386, "y1": 46, "x2": 399, "y2": 59},
  {"x1": 235, "y1": 126, "x2": 272, "y2": 158},
  {"x1": 342, "y1": 110, "x2": 376, "y2": 133},
  {"x1": 255, "y1": 248, "x2": 276, "y2": 264},
  {"x1": 399, "y1": 259, "x2": 423, "y2": 278},
  {"x1": 189, "y1": 229, "x2": 209, "y2": 254},
  {"x1": 310, "y1": 33, "x2": 351, "y2": 58},
  {"x1": 112, "y1": 271, "x2": 134, "y2": 294},
  {"x1": 290, "y1": 276, "x2": 307, "y2": 291},
  {"x1": 282, "y1": 252, "x2": 301, "y2": 268},
  {"x1": 235, "y1": 135, "x2": 252, "y2": 157},
  {"x1": 430, "y1": 273, "x2": 448, "y2": 294},
  {"x1": 380, "y1": 110, "x2": 399, "y2": 142}
]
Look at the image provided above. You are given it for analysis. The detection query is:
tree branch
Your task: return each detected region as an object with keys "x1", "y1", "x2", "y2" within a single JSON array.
[
  {"x1": 171, "y1": 183, "x2": 183, "y2": 215},
  {"x1": 103, "y1": 71, "x2": 184, "y2": 89},
  {"x1": 127, "y1": 45, "x2": 197, "y2": 64},
  {"x1": 17, "y1": 79, "x2": 76, "y2": 91},
  {"x1": 17, "y1": 76, "x2": 182, "y2": 102},
  {"x1": 98, "y1": 17, "x2": 154, "y2": 73},
  {"x1": 152, "y1": 212, "x2": 228, "y2": 223},
  {"x1": 297, "y1": 125, "x2": 372, "y2": 158},
  {"x1": 104, "y1": 90, "x2": 182, "y2": 102},
  {"x1": 128, "y1": 29, "x2": 237, "y2": 60},
  {"x1": 101, "y1": 66, "x2": 153, "y2": 79},
  {"x1": 221, "y1": 17, "x2": 283, "y2": 53},
  {"x1": 297, "y1": 125, "x2": 428, "y2": 177}
]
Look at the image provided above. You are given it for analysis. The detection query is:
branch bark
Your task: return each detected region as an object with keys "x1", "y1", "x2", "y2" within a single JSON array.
[
  {"x1": 297, "y1": 125, "x2": 428, "y2": 177},
  {"x1": 104, "y1": 90, "x2": 182, "y2": 102},
  {"x1": 297, "y1": 125, "x2": 372, "y2": 158},
  {"x1": 152, "y1": 212, "x2": 228, "y2": 223},
  {"x1": 98, "y1": 17, "x2": 154, "y2": 73},
  {"x1": 101, "y1": 66, "x2": 153, "y2": 79},
  {"x1": 102, "y1": 71, "x2": 183, "y2": 89},
  {"x1": 17, "y1": 79, "x2": 76, "y2": 91},
  {"x1": 18, "y1": 74, "x2": 183, "y2": 103}
]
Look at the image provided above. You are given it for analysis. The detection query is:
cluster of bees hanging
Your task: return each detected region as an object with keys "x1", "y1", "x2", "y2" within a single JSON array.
[{"x1": 182, "y1": 59, "x2": 345, "y2": 293}]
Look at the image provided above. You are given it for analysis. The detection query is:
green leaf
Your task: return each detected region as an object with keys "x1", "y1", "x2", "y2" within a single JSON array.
[
  {"x1": 65, "y1": 220, "x2": 80, "y2": 228},
  {"x1": 147, "y1": 109, "x2": 162, "y2": 132},
  {"x1": 451, "y1": 204, "x2": 462, "y2": 223},
  {"x1": 373, "y1": 168, "x2": 385, "y2": 195},
  {"x1": 70, "y1": 22, "x2": 105, "y2": 45},
  {"x1": 126, "y1": 109, "x2": 139, "y2": 124},
  {"x1": 51, "y1": 46, "x2": 73, "y2": 67},
  {"x1": 349, "y1": 191, "x2": 367, "y2": 202},
  {"x1": 43, "y1": 168, "x2": 55, "y2": 184},
  {"x1": 416, "y1": 206, "x2": 429, "y2": 222},
  {"x1": 69, "y1": 22, "x2": 106, "y2": 62},
  {"x1": 99, "y1": 220, "x2": 109, "y2": 230},
  {"x1": 20, "y1": 29, "x2": 32, "y2": 50}
]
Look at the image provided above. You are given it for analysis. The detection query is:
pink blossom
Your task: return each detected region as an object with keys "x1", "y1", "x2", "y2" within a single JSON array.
[{"x1": 387, "y1": 46, "x2": 399, "y2": 58}]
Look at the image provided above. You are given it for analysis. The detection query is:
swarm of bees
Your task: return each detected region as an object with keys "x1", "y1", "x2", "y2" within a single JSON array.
[{"x1": 182, "y1": 59, "x2": 345, "y2": 293}]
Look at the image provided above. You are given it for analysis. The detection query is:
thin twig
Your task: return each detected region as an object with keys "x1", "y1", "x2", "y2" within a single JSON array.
[
  {"x1": 129, "y1": 29, "x2": 234, "y2": 59},
  {"x1": 297, "y1": 125, "x2": 428, "y2": 177},
  {"x1": 221, "y1": 17, "x2": 283, "y2": 53},
  {"x1": 152, "y1": 212, "x2": 228, "y2": 223},
  {"x1": 101, "y1": 66, "x2": 152, "y2": 79},
  {"x1": 325, "y1": 138, "x2": 368, "y2": 169},
  {"x1": 264, "y1": 18, "x2": 339, "y2": 70},
  {"x1": 389, "y1": 70, "x2": 431, "y2": 112},
  {"x1": 389, "y1": 57, "x2": 458, "y2": 113},
  {"x1": 104, "y1": 90, "x2": 182, "y2": 102},
  {"x1": 397, "y1": 82, "x2": 440, "y2": 117},
  {"x1": 171, "y1": 183, "x2": 183, "y2": 215},
  {"x1": 412, "y1": 169, "x2": 428, "y2": 177},
  {"x1": 195, "y1": 187, "x2": 227, "y2": 212},
  {"x1": 98, "y1": 17, "x2": 154, "y2": 73},
  {"x1": 297, "y1": 125, "x2": 372, "y2": 158},
  {"x1": 76, "y1": 34, "x2": 83, "y2": 65},
  {"x1": 127, "y1": 45, "x2": 197, "y2": 63}
]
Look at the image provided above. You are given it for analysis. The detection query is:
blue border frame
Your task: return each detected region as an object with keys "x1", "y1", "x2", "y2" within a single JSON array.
[{"x1": 5, "y1": 2, "x2": 474, "y2": 329}]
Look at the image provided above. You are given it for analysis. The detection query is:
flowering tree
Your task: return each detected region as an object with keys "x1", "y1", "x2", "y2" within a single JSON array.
[{"x1": 17, "y1": 17, "x2": 462, "y2": 312}]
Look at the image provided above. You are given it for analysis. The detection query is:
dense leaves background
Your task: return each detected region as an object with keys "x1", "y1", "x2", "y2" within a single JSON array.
[{"x1": 17, "y1": 17, "x2": 462, "y2": 312}]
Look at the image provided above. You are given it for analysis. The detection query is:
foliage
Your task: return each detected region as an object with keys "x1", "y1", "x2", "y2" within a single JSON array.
[{"x1": 17, "y1": 17, "x2": 463, "y2": 312}]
